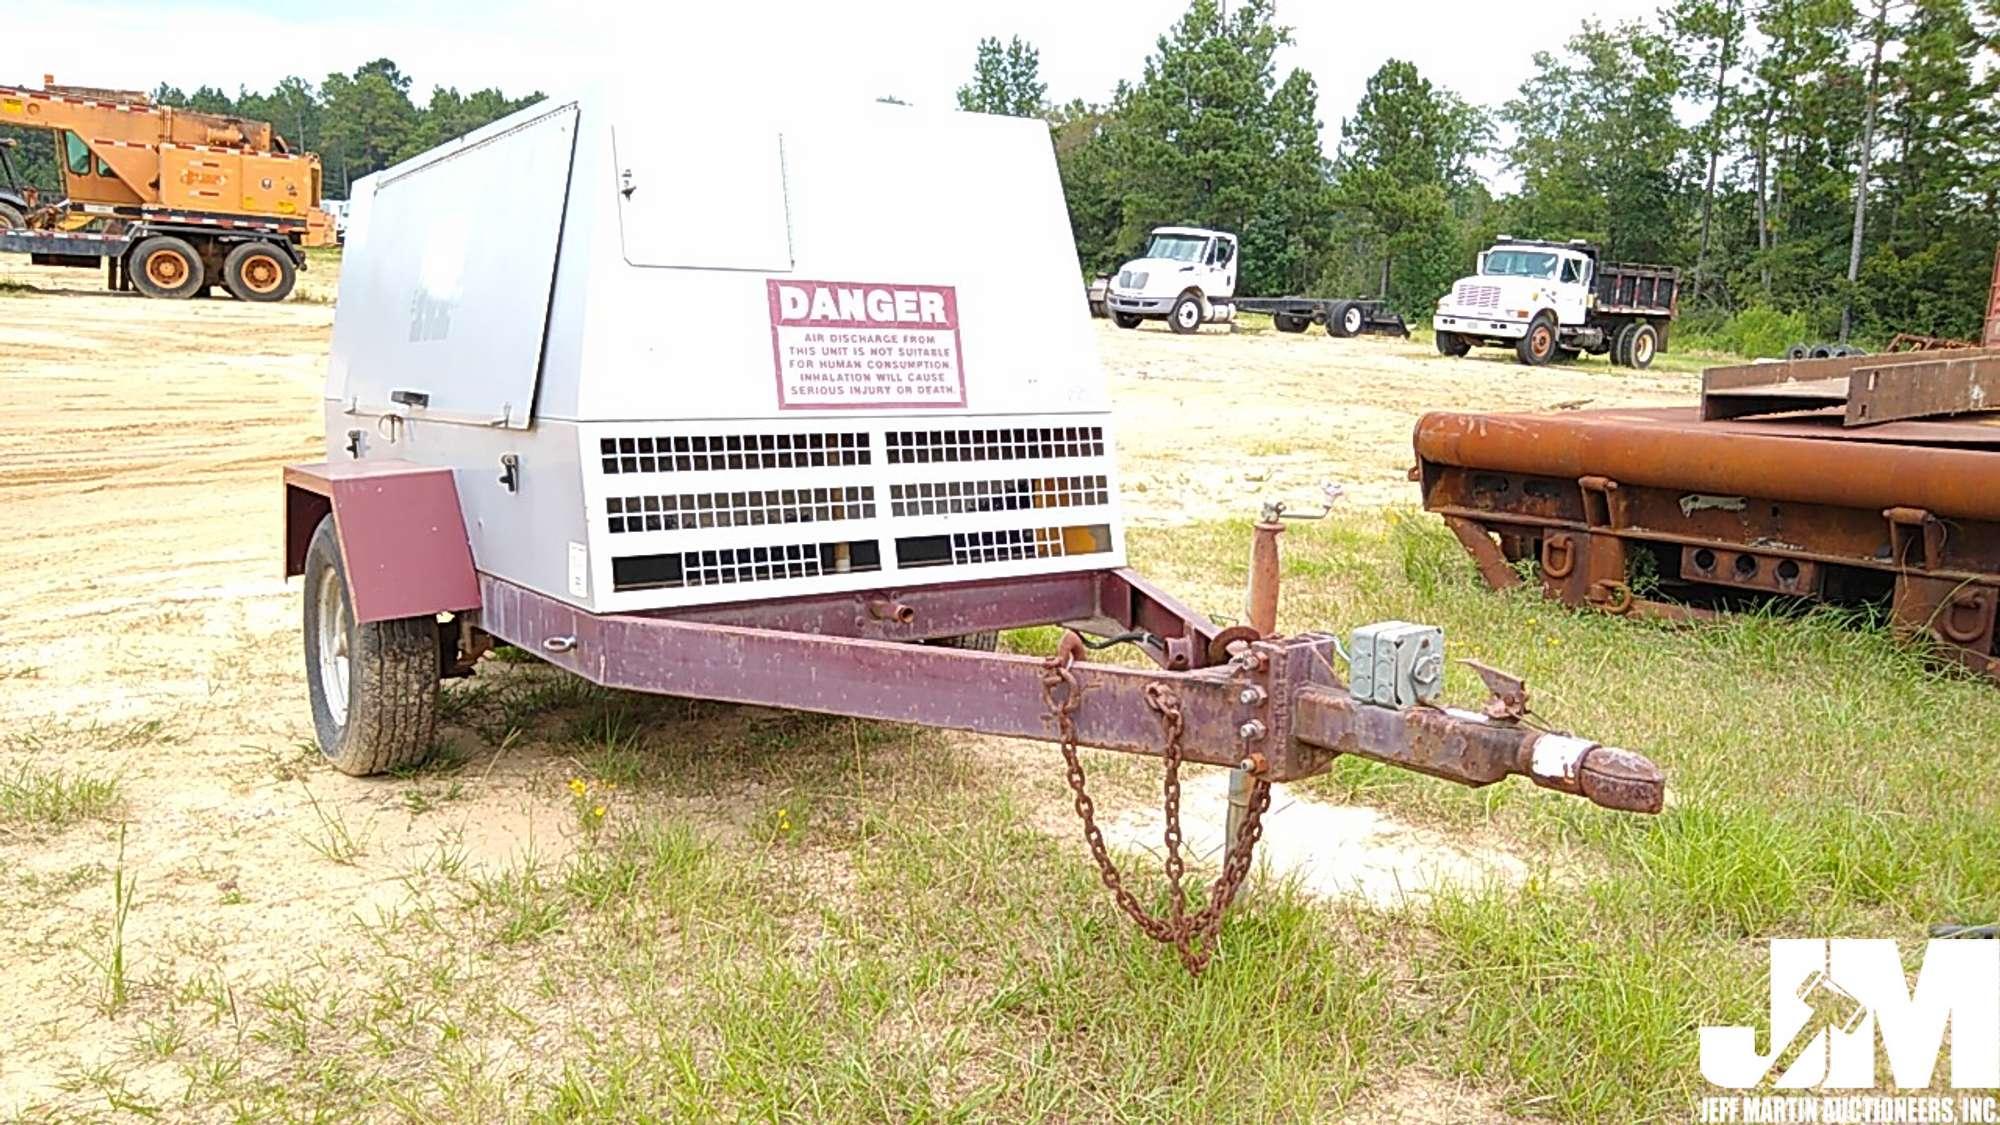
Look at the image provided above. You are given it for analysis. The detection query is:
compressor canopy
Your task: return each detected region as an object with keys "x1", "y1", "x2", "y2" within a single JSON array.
[{"x1": 324, "y1": 90, "x2": 1123, "y2": 614}]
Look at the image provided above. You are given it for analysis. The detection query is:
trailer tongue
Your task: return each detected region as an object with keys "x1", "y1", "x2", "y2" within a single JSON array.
[{"x1": 284, "y1": 92, "x2": 1664, "y2": 973}]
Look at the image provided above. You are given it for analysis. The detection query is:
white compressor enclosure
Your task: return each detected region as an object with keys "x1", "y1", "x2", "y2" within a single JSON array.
[{"x1": 323, "y1": 90, "x2": 1123, "y2": 613}]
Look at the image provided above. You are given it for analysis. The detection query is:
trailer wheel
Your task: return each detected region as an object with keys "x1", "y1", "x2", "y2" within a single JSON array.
[
  {"x1": 0, "y1": 203, "x2": 22, "y2": 230},
  {"x1": 1610, "y1": 322, "x2": 1640, "y2": 367},
  {"x1": 1335, "y1": 302, "x2": 1366, "y2": 338},
  {"x1": 302, "y1": 515, "x2": 442, "y2": 777},
  {"x1": 1435, "y1": 330, "x2": 1470, "y2": 358},
  {"x1": 1273, "y1": 313, "x2": 1309, "y2": 333},
  {"x1": 1627, "y1": 323, "x2": 1659, "y2": 369},
  {"x1": 130, "y1": 236, "x2": 206, "y2": 300},
  {"x1": 1515, "y1": 312, "x2": 1558, "y2": 366},
  {"x1": 1112, "y1": 312, "x2": 1143, "y2": 330},
  {"x1": 223, "y1": 241, "x2": 297, "y2": 302},
  {"x1": 1168, "y1": 293, "x2": 1203, "y2": 335}
]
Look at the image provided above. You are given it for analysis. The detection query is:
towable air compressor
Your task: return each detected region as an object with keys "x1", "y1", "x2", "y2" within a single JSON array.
[{"x1": 282, "y1": 92, "x2": 1664, "y2": 973}]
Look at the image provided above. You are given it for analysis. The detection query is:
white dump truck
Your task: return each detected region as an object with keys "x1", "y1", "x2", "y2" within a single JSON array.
[
  {"x1": 277, "y1": 90, "x2": 1662, "y2": 970},
  {"x1": 1432, "y1": 237, "x2": 1680, "y2": 368},
  {"x1": 1103, "y1": 225, "x2": 1406, "y2": 338}
]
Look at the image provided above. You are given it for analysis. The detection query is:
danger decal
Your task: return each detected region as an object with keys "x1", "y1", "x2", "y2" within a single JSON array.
[{"x1": 768, "y1": 280, "x2": 966, "y2": 410}]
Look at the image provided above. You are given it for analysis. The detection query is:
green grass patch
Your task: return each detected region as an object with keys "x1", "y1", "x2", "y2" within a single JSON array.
[{"x1": 0, "y1": 761, "x2": 121, "y2": 829}]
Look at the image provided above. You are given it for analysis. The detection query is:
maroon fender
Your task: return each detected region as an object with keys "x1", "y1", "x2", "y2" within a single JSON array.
[{"x1": 283, "y1": 460, "x2": 481, "y2": 624}]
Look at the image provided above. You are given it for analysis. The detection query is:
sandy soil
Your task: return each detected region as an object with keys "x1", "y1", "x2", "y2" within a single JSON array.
[{"x1": 0, "y1": 260, "x2": 1695, "y2": 1113}]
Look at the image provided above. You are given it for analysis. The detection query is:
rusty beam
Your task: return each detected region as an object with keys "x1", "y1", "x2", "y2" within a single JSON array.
[
  {"x1": 1416, "y1": 409, "x2": 2000, "y2": 523},
  {"x1": 1845, "y1": 354, "x2": 2000, "y2": 427}
]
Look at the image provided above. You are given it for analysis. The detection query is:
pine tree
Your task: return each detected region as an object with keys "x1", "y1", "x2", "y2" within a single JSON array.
[
  {"x1": 955, "y1": 36, "x2": 1047, "y2": 118},
  {"x1": 1332, "y1": 60, "x2": 1489, "y2": 310}
]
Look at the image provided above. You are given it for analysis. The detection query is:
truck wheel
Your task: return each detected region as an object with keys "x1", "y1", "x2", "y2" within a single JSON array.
[
  {"x1": 1435, "y1": 330, "x2": 1471, "y2": 358},
  {"x1": 222, "y1": 241, "x2": 297, "y2": 302},
  {"x1": 1334, "y1": 302, "x2": 1366, "y2": 338},
  {"x1": 1627, "y1": 323, "x2": 1659, "y2": 369},
  {"x1": 1112, "y1": 312, "x2": 1143, "y2": 330},
  {"x1": 0, "y1": 203, "x2": 22, "y2": 230},
  {"x1": 1515, "y1": 313, "x2": 1558, "y2": 366},
  {"x1": 130, "y1": 236, "x2": 206, "y2": 300},
  {"x1": 302, "y1": 514, "x2": 442, "y2": 777},
  {"x1": 1611, "y1": 323, "x2": 1640, "y2": 367},
  {"x1": 1273, "y1": 313, "x2": 1309, "y2": 333},
  {"x1": 1168, "y1": 293, "x2": 1203, "y2": 335}
]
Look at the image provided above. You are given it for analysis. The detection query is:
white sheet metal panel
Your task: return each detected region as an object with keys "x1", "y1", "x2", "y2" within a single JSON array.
[
  {"x1": 327, "y1": 101, "x2": 579, "y2": 429},
  {"x1": 613, "y1": 120, "x2": 792, "y2": 271},
  {"x1": 327, "y1": 91, "x2": 1122, "y2": 612}
]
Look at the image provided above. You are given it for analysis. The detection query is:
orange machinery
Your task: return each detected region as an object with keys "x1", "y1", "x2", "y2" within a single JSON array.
[{"x1": 0, "y1": 76, "x2": 332, "y2": 301}]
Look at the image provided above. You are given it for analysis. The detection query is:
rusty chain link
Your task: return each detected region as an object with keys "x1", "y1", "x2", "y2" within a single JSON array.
[{"x1": 1039, "y1": 647, "x2": 1273, "y2": 976}]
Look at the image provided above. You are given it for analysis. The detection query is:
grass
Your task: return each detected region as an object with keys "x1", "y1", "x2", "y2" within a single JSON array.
[
  {"x1": 16, "y1": 514, "x2": 1995, "y2": 1122},
  {"x1": 0, "y1": 761, "x2": 121, "y2": 829}
]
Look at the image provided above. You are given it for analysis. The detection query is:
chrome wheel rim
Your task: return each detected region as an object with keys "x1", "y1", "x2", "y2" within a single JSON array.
[{"x1": 315, "y1": 567, "x2": 352, "y2": 727}]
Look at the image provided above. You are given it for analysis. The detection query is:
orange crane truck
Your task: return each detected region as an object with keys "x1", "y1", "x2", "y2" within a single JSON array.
[{"x1": 0, "y1": 78, "x2": 333, "y2": 301}]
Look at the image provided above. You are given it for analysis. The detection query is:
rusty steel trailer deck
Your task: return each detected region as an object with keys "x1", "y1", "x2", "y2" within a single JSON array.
[{"x1": 1416, "y1": 403, "x2": 2000, "y2": 682}]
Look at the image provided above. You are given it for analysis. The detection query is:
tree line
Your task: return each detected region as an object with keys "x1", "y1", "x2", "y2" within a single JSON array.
[
  {"x1": 962, "y1": 0, "x2": 1999, "y2": 347},
  {"x1": 6, "y1": 2, "x2": 1992, "y2": 347}
]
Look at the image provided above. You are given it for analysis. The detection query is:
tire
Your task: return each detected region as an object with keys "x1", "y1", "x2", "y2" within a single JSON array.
[
  {"x1": 0, "y1": 203, "x2": 22, "y2": 231},
  {"x1": 1112, "y1": 311, "x2": 1143, "y2": 330},
  {"x1": 1627, "y1": 323, "x2": 1660, "y2": 370},
  {"x1": 302, "y1": 515, "x2": 442, "y2": 776},
  {"x1": 928, "y1": 632, "x2": 1000, "y2": 652},
  {"x1": 222, "y1": 241, "x2": 297, "y2": 302},
  {"x1": 1786, "y1": 343, "x2": 1810, "y2": 361},
  {"x1": 1168, "y1": 293, "x2": 1203, "y2": 335},
  {"x1": 1435, "y1": 330, "x2": 1471, "y2": 358},
  {"x1": 1611, "y1": 323, "x2": 1640, "y2": 367},
  {"x1": 1335, "y1": 302, "x2": 1366, "y2": 338},
  {"x1": 1810, "y1": 343, "x2": 1835, "y2": 360},
  {"x1": 129, "y1": 235, "x2": 206, "y2": 300},
  {"x1": 1515, "y1": 312, "x2": 1559, "y2": 366},
  {"x1": 1273, "y1": 313, "x2": 1309, "y2": 333}
]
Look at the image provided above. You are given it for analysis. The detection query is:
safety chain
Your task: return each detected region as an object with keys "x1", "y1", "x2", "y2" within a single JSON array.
[{"x1": 1039, "y1": 648, "x2": 1274, "y2": 976}]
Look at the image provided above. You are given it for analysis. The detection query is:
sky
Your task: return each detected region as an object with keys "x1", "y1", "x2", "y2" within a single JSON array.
[{"x1": 12, "y1": 0, "x2": 1665, "y2": 139}]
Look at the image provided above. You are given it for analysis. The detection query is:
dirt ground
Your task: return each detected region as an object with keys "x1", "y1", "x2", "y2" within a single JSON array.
[{"x1": 0, "y1": 260, "x2": 1698, "y2": 1116}]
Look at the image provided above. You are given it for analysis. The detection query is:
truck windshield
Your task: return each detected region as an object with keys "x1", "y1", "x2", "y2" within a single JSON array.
[
  {"x1": 1483, "y1": 250, "x2": 1559, "y2": 279},
  {"x1": 1144, "y1": 234, "x2": 1209, "y2": 263}
]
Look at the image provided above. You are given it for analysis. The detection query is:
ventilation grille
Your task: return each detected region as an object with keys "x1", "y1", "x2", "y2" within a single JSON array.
[
  {"x1": 889, "y1": 476, "x2": 1109, "y2": 518},
  {"x1": 1454, "y1": 283, "x2": 1501, "y2": 310},
  {"x1": 607, "y1": 487, "x2": 875, "y2": 534},
  {"x1": 885, "y1": 427, "x2": 1105, "y2": 465},
  {"x1": 954, "y1": 527, "x2": 1065, "y2": 565},
  {"x1": 611, "y1": 540, "x2": 882, "y2": 592},
  {"x1": 599, "y1": 432, "x2": 869, "y2": 475}
]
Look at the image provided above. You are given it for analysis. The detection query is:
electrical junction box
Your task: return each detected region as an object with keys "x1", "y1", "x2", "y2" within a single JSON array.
[
  {"x1": 1349, "y1": 622, "x2": 1446, "y2": 709},
  {"x1": 324, "y1": 86, "x2": 1121, "y2": 614}
]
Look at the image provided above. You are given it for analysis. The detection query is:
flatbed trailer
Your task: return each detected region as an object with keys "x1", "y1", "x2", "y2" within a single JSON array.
[
  {"x1": 1416, "y1": 390, "x2": 2000, "y2": 682},
  {"x1": 1227, "y1": 295, "x2": 1409, "y2": 339}
]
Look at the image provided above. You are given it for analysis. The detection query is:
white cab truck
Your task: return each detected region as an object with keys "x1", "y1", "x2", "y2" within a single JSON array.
[
  {"x1": 1432, "y1": 237, "x2": 1680, "y2": 368},
  {"x1": 1104, "y1": 226, "x2": 1405, "y2": 338}
]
